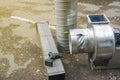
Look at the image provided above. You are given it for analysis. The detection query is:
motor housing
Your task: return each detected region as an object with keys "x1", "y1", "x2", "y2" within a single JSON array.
[{"x1": 69, "y1": 14, "x2": 120, "y2": 69}]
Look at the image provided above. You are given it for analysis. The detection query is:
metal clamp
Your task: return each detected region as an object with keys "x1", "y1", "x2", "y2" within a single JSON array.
[{"x1": 45, "y1": 52, "x2": 63, "y2": 67}]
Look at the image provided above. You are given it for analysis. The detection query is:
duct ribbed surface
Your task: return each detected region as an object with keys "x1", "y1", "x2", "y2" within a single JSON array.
[{"x1": 55, "y1": 0, "x2": 78, "y2": 52}]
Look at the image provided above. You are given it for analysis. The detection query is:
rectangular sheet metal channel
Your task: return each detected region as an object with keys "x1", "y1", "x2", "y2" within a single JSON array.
[{"x1": 37, "y1": 22, "x2": 65, "y2": 80}]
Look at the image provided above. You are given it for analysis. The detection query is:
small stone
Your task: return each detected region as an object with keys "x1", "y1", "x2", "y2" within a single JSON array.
[
  {"x1": 36, "y1": 69, "x2": 40, "y2": 73},
  {"x1": 2, "y1": 63, "x2": 6, "y2": 66},
  {"x1": 76, "y1": 59, "x2": 79, "y2": 62},
  {"x1": 109, "y1": 72, "x2": 113, "y2": 75},
  {"x1": 40, "y1": 56, "x2": 42, "y2": 59},
  {"x1": 21, "y1": 54, "x2": 23, "y2": 56},
  {"x1": 117, "y1": 18, "x2": 120, "y2": 21},
  {"x1": 29, "y1": 38, "x2": 33, "y2": 42},
  {"x1": 109, "y1": 76, "x2": 117, "y2": 80}
]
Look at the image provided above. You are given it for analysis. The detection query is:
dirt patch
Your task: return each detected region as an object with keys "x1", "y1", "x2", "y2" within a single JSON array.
[{"x1": 78, "y1": 0, "x2": 120, "y2": 5}]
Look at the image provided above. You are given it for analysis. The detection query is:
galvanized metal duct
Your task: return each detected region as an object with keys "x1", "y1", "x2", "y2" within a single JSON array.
[
  {"x1": 55, "y1": 0, "x2": 78, "y2": 52},
  {"x1": 69, "y1": 28, "x2": 94, "y2": 54},
  {"x1": 69, "y1": 14, "x2": 116, "y2": 69}
]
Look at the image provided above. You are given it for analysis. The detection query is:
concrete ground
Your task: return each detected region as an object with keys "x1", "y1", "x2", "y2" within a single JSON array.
[{"x1": 0, "y1": 0, "x2": 120, "y2": 80}]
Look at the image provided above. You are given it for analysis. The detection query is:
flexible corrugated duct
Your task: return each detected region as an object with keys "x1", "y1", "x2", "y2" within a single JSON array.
[{"x1": 55, "y1": 0, "x2": 78, "y2": 52}]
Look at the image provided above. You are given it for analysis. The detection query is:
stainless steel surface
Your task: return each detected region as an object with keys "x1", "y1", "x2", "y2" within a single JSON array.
[
  {"x1": 55, "y1": 0, "x2": 78, "y2": 52},
  {"x1": 87, "y1": 14, "x2": 115, "y2": 62},
  {"x1": 69, "y1": 29, "x2": 94, "y2": 54},
  {"x1": 69, "y1": 14, "x2": 117, "y2": 69},
  {"x1": 92, "y1": 25, "x2": 115, "y2": 61}
]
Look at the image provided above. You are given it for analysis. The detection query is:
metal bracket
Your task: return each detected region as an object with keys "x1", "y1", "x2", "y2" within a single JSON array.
[{"x1": 45, "y1": 52, "x2": 63, "y2": 67}]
